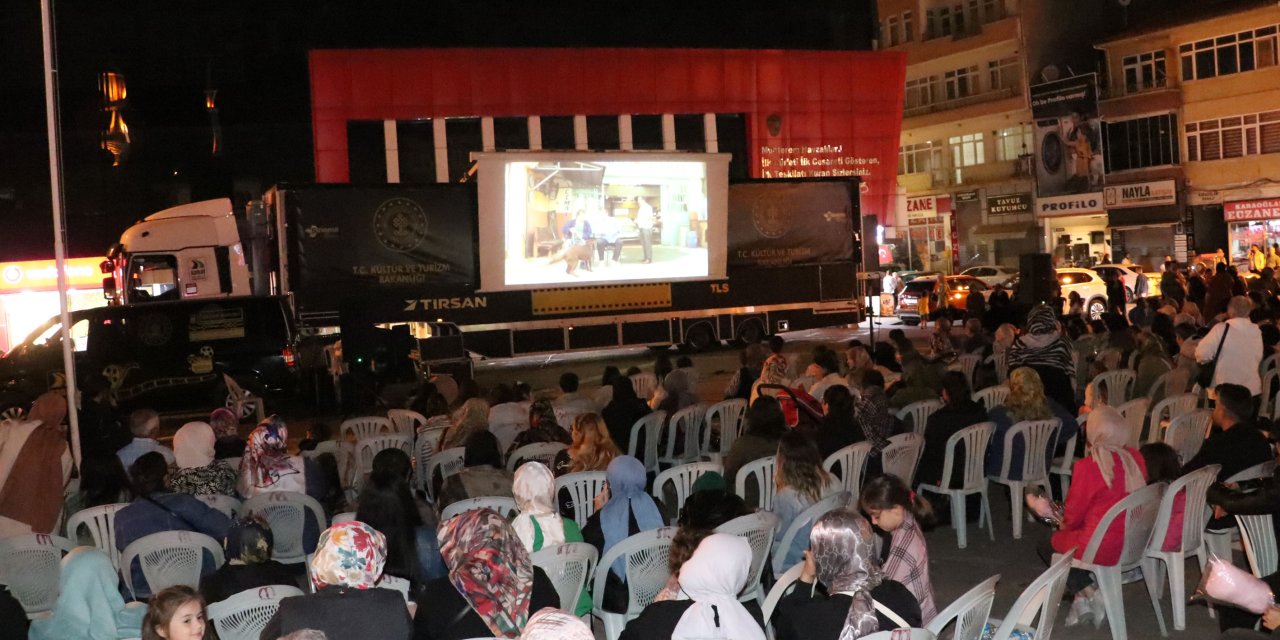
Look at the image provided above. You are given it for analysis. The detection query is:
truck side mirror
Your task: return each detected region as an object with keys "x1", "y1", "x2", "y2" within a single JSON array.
[{"x1": 102, "y1": 276, "x2": 116, "y2": 300}]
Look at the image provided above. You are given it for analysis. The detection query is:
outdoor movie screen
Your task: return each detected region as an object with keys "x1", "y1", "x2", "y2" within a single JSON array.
[{"x1": 476, "y1": 152, "x2": 730, "y2": 292}]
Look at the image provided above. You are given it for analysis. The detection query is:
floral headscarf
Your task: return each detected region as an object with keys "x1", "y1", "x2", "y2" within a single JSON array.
[
  {"x1": 209, "y1": 407, "x2": 239, "y2": 438},
  {"x1": 225, "y1": 516, "x2": 274, "y2": 565},
  {"x1": 810, "y1": 509, "x2": 884, "y2": 640},
  {"x1": 761, "y1": 354, "x2": 789, "y2": 386},
  {"x1": 310, "y1": 521, "x2": 387, "y2": 590},
  {"x1": 243, "y1": 416, "x2": 299, "y2": 490},
  {"x1": 520, "y1": 607, "x2": 594, "y2": 640},
  {"x1": 439, "y1": 508, "x2": 535, "y2": 638}
]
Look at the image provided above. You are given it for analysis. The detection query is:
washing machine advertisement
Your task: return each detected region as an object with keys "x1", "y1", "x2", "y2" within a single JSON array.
[{"x1": 1030, "y1": 74, "x2": 1104, "y2": 198}]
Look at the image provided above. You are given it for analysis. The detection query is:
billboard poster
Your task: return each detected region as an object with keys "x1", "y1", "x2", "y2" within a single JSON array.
[
  {"x1": 727, "y1": 180, "x2": 854, "y2": 268},
  {"x1": 1030, "y1": 74, "x2": 1104, "y2": 199}
]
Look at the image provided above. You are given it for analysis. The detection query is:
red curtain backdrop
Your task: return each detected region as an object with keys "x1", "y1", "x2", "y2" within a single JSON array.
[{"x1": 309, "y1": 48, "x2": 907, "y2": 223}]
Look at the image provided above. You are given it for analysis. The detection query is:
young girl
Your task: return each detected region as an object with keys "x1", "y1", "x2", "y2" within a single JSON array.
[
  {"x1": 142, "y1": 586, "x2": 206, "y2": 640},
  {"x1": 860, "y1": 474, "x2": 938, "y2": 623}
]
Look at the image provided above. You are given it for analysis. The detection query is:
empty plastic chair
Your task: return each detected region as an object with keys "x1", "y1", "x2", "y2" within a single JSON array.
[
  {"x1": 1090, "y1": 369, "x2": 1136, "y2": 405},
  {"x1": 340, "y1": 416, "x2": 394, "y2": 441},
  {"x1": 736, "y1": 456, "x2": 778, "y2": 511},
  {"x1": 627, "y1": 411, "x2": 667, "y2": 474},
  {"x1": 822, "y1": 442, "x2": 873, "y2": 498},
  {"x1": 881, "y1": 433, "x2": 924, "y2": 487},
  {"x1": 971, "y1": 385, "x2": 1010, "y2": 411},
  {"x1": 925, "y1": 574, "x2": 999, "y2": 640},
  {"x1": 1116, "y1": 398, "x2": 1150, "y2": 449},
  {"x1": 0, "y1": 533, "x2": 73, "y2": 615},
  {"x1": 64, "y1": 502, "x2": 129, "y2": 568},
  {"x1": 1239, "y1": 514, "x2": 1279, "y2": 579},
  {"x1": 987, "y1": 419, "x2": 1059, "y2": 539},
  {"x1": 702, "y1": 398, "x2": 748, "y2": 463},
  {"x1": 592, "y1": 527, "x2": 677, "y2": 640},
  {"x1": 955, "y1": 354, "x2": 982, "y2": 389},
  {"x1": 987, "y1": 551, "x2": 1074, "y2": 640},
  {"x1": 656, "y1": 403, "x2": 709, "y2": 468},
  {"x1": 386, "y1": 409, "x2": 427, "y2": 434}
]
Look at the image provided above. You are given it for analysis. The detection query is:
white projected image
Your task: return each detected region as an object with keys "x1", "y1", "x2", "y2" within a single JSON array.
[{"x1": 503, "y1": 159, "x2": 710, "y2": 287}]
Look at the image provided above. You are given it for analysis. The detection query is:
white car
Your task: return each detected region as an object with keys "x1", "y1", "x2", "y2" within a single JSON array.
[
  {"x1": 1092, "y1": 264, "x2": 1144, "y2": 299},
  {"x1": 1057, "y1": 268, "x2": 1111, "y2": 319},
  {"x1": 960, "y1": 265, "x2": 1018, "y2": 287}
]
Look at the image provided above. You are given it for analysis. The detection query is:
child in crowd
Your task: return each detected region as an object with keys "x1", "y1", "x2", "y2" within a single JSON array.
[
  {"x1": 142, "y1": 586, "x2": 206, "y2": 640},
  {"x1": 860, "y1": 473, "x2": 938, "y2": 623}
]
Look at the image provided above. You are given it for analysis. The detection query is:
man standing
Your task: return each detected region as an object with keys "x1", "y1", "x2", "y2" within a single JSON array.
[
  {"x1": 1195, "y1": 296, "x2": 1263, "y2": 405},
  {"x1": 635, "y1": 196, "x2": 655, "y2": 264},
  {"x1": 1269, "y1": 244, "x2": 1280, "y2": 271}
]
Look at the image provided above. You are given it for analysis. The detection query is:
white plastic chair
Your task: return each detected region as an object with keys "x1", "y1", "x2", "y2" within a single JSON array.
[
  {"x1": 896, "y1": 399, "x2": 943, "y2": 435},
  {"x1": 340, "y1": 416, "x2": 394, "y2": 442},
  {"x1": 556, "y1": 471, "x2": 607, "y2": 528},
  {"x1": 1262, "y1": 353, "x2": 1280, "y2": 375},
  {"x1": 771, "y1": 492, "x2": 850, "y2": 576},
  {"x1": 377, "y1": 574, "x2": 412, "y2": 601},
  {"x1": 918, "y1": 422, "x2": 994, "y2": 549},
  {"x1": 330, "y1": 511, "x2": 356, "y2": 525},
  {"x1": 356, "y1": 434, "x2": 413, "y2": 481},
  {"x1": 1090, "y1": 369, "x2": 1136, "y2": 405},
  {"x1": 823, "y1": 442, "x2": 873, "y2": 498},
  {"x1": 1142, "y1": 464, "x2": 1220, "y2": 634},
  {"x1": 881, "y1": 433, "x2": 924, "y2": 487},
  {"x1": 1163, "y1": 409, "x2": 1211, "y2": 464},
  {"x1": 65, "y1": 502, "x2": 128, "y2": 568},
  {"x1": 414, "y1": 425, "x2": 447, "y2": 494},
  {"x1": 993, "y1": 351, "x2": 1009, "y2": 384},
  {"x1": 955, "y1": 354, "x2": 982, "y2": 389},
  {"x1": 925, "y1": 574, "x2": 999, "y2": 640},
  {"x1": 762, "y1": 561, "x2": 804, "y2": 637},
  {"x1": 387, "y1": 408, "x2": 427, "y2": 434},
  {"x1": 120, "y1": 530, "x2": 225, "y2": 599},
  {"x1": 628, "y1": 411, "x2": 667, "y2": 474},
  {"x1": 630, "y1": 372, "x2": 658, "y2": 401},
  {"x1": 206, "y1": 585, "x2": 304, "y2": 640},
  {"x1": 1050, "y1": 433, "x2": 1079, "y2": 498},
  {"x1": 862, "y1": 630, "x2": 936, "y2": 640},
  {"x1": 424, "y1": 446, "x2": 467, "y2": 502},
  {"x1": 1060, "y1": 482, "x2": 1165, "y2": 640},
  {"x1": 736, "y1": 456, "x2": 778, "y2": 511},
  {"x1": 1116, "y1": 397, "x2": 1150, "y2": 449},
  {"x1": 716, "y1": 511, "x2": 780, "y2": 605},
  {"x1": 651, "y1": 461, "x2": 722, "y2": 523},
  {"x1": 531, "y1": 541, "x2": 598, "y2": 613},
  {"x1": 971, "y1": 385, "x2": 1009, "y2": 410},
  {"x1": 241, "y1": 491, "x2": 326, "y2": 564},
  {"x1": 986, "y1": 418, "x2": 1059, "y2": 539},
  {"x1": 0, "y1": 533, "x2": 73, "y2": 615},
  {"x1": 701, "y1": 398, "x2": 747, "y2": 462},
  {"x1": 1147, "y1": 394, "x2": 1198, "y2": 444},
  {"x1": 656, "y1": 403, "x2": 710, "y2": 468},
  {"x1": 988, "y1": 551, "x2": 1073, "y2": 640},
  {"x1": 591, "y1": 527, "x2": 676, "y2": 640},
  {"x1": 1261, "y1": 368, "x2": 1280, "y2": 420},
  {"x1": 490, "y1": 422, "x2": 524, "y2": 456},
  {"x1": 1239, "y1": 514, "x2": 1279, "y2": 579},
  {"x1": 440, "y1": 496, "x2": 518, "y2": 521},
  {"x1": 506, "y1": 442, "x2": 568, "y2": 472},
  {"x1": 1147, "y1": 370, "x2": 1172, "y2": 401},
  {"x1": 554, "y1": 400, "x2": 598, "y2": 432},
  {"x1": 1203, "y1": 461, "x2": 1279, "y2": 576},
  {"x1": 195, "y1": 494, "x2": 242, "y2": 518}
]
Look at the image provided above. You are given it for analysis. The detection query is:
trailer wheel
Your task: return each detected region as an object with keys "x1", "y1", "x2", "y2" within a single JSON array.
[
  {"x1": 683, "y1": 323, "x2": 717, "y2": 352},
  {"x1": 736, "y1": 320, "x2": 766, "y2": 345}
]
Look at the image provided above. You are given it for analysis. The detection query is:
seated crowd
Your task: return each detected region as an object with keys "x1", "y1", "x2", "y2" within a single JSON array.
[{"x1": 6, "y1": 257, "x2": 1280, "y2": 639}]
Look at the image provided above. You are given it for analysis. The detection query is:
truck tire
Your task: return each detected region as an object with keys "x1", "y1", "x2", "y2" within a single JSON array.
[
  {"x1": 736, "y1": 319, "x2": 766, "y2": 345},
  {"x1": 683, "y1": 323, "x2": 717, "y2": 352}
]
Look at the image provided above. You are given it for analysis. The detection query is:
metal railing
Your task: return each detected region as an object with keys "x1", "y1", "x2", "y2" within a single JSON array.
[{"x1": 904, "y1": 85, "x2": 1018, "y2": 117}]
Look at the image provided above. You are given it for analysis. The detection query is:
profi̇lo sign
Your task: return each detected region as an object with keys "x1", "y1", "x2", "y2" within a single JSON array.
[{"x1": 1035, "y1": 193, "x2": 1104, "y2": 217}]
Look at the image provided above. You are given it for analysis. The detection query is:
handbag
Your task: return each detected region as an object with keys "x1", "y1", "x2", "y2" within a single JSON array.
[{"x1": 1197, "y1": 323, "x2": 1230, "y2": 389}]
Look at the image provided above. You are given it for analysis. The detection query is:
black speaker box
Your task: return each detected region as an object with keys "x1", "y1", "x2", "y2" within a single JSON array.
[{"x1": 1019, "y1": 253, "x2": 1056, "y2": 306}]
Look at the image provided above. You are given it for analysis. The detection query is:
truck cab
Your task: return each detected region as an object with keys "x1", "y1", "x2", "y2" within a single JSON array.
[{"x1": 106, "y1": 198, "x2": 251, "y2": 304}]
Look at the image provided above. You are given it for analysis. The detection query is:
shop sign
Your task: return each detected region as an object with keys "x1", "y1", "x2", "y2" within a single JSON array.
[
  {"x1": 954, "y1": 190, "x2": 980, "y2": 203},
  {"x1": 1224, "y1": 198, "x2": 1280, "y2": 222},
  {"x1": 1035, "y1": 192, "x2": 1104, "y2": 217},
  {"x1": 906, "y1": 195, "x2": 938, "y2": 225},
  {"x1": 0, "y1": 257, "x2": 105, "y2": 293},
  {"x1": 988, "y1": 193, "x2": 1032, "y2": 215},
  {"x1": 1103, "y1": 179, "x2": 1177, "y2": 209},
  {"x1": 1189, "y1": 190, "x2": 1221, "y2": 206}
]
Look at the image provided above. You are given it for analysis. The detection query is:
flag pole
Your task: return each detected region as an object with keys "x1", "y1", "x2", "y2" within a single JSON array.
[{"x1": 40, "y1": 0, "x2": 82, "y2": 469}]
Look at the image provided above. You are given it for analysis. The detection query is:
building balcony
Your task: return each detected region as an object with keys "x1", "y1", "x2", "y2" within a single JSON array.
[
  {"x1": 905, "y1": 85, "x2": 1019, "y2": 118},
  {"x1": 1098, "y1": 82, "x2": 1182, "y2": 119},
  {"x1": 898, "y1": 171, "x2": 950, "y2": 193},
  {"x1": 955, "y1": 157, "x2": 1031, "y2": 185}
]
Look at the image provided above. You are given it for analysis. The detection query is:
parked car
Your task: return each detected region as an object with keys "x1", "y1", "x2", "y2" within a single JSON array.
[
  {"x1": 960, "y1": 264, "x2": 1019, "y2": 287},
  {"x1": 897, "y1": 275, "x2": 993, "y2": 325},
  {"x1": 1058, "y1": 268, "x2": 1111, "y2": 319},
  {"x1": 1092, "y1": 264, "x2": 1144, "y2": 299},
  {"x1": 0, "y1": 296, "x2": 299, "y2": 417}
]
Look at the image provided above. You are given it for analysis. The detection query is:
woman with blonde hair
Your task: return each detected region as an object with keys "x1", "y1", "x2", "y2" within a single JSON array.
[
  {"x1": 552, "y1": 413, "x2": 621, "y2": 475},
  {"x1": 441, "y1": 397, "x2": 490, "y2": 451},
  {"x1": 770, "y1": 431, "x2": 836, "y2": 575},
  {"x1": 985, "y1": 367, "x2": 1079, "y2": 481}
]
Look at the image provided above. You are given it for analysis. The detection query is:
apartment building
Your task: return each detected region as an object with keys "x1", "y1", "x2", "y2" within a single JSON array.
[{"x1": 880, "y1": 0, "x2": 1130, "y2": 272}]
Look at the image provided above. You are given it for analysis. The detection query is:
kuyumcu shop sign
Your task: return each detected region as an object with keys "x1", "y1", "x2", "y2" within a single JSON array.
[
  {"x1": 1036, "y1": 192, "x2": 1104, "y2": 217},
  {"x1": 1224, "y1": 198, "x2": 1280, "y2": 222}
]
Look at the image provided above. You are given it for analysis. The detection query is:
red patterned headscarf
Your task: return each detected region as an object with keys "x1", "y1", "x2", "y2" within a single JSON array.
[
  {"x1": 310, "y1": 521, "x2": 387, "y2": 590},
  {"x1": 243, "y1": 416, "x2": 297, "y2": 490},
  {"x1": 439, "y1": 508, "x2": 535, "y2": 638}
]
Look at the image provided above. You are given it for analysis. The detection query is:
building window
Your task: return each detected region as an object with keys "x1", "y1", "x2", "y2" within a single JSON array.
[
  {"x1": 1179, "y1": 26, "x2": 1278, "y2": 81},
  {"x1": 886, "y1": 15, "x2": 900, "y2": 47},
  {"x1": 981, "y1": 0, "x2": 1004, "y2": 21},
  {"x1": 949, "y1": 132, "x2": 985, "y2": 182},
  {"x1": 903, "y1": 11, "x2": 914, "y2": 42},
  {"x1": 1103, "y1": 113, "x2": 1179, "y2": 172},
  {"x1": 994, "y1": 124, "x2": 1032, "y2": 162},
  {"x1": 905, "y1": 76, "x2": 937, "y2": 110},
  {"x1": 988, "y1": 57, "x2": 1020, "y2": 91},
  {"x1": 927, "y1": 6, "x2": 954, "y2": 38},
  {"x1": 944, "y1": 66, "x2": 979, "y2": 100},
  {"x1": 1122, "y1": 50, "x2": 1167, "y2": 92},
  {"x1": 899, "y1": 142, "x2": 945, "y2": 181},
  {"x1": 1185, "y1": 109, "x2": 1280, "y2": 161}
]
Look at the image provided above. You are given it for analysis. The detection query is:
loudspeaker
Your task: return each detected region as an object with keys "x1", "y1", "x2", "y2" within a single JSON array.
[
  {"x1": 1019, "y1": 253, "x2": 1056, "y2": 305},
  {"x1": 860, "y1": 214, "x2": 879, "y2": 272}
]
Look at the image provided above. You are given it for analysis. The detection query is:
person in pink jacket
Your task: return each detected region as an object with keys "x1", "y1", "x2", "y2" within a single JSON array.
[{"x1": 1045, "y1": 405, "x2": 1148, "y2": 628}]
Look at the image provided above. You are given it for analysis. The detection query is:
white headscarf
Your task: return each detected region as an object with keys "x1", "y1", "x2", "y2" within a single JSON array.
[
  {"x1": 1086, "y1": 406, "x2": 1145, "y2": 491},
  {"x1": 672, "y1": 533, "x2": 765, "y2": 640},
  {"x1": 511, "y1": 462, "x2": 565, "y2": 551},
  {"x1": 173, "y1": 421, "x2": 216, "y2": 469}
]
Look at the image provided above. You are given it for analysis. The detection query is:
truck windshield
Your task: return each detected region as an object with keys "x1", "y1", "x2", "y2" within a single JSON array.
[{"x1": 128, "y1": 254, "x2": 180, "y2": 301}]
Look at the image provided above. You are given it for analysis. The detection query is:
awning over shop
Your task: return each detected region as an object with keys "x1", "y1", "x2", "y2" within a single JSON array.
[
  {"x1": 971, "y1": 221, "x2": 1036, "y2": 240},
  {"x1": 1107, "y1": 204, "x2": 1181, "y2": 228}
]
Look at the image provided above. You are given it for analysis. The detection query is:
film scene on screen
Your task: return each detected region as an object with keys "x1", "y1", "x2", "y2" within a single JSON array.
[{"x1": 502, "y1": 158, "x2": 711, "y2": 287}]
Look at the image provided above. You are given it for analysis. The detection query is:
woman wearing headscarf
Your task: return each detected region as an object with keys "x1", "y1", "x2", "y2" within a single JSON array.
[
  {"x1": 261, "y1": 521, "x2": 412, "y2": 640},
  {"x1": 602, "y1": 377, "x2": 652, "y2": 461},
  {"x1": 723, "y1": 396, "x2": 789, "y2": 490},
  {"x1": 237, "y1": 416, "x2": 307, "y2": 498},
  {"x1": 853, "y1": 370, "x2": 894, "y2": 475},
  {"x1": 887, "y1": 355, "x2": 941, "y2": 410},
  {"x1": 1046, "y1": 406, "x2": 1147, "y2": 626},
  {"x1": 414, "y1": 509, "x2": 560, "y2": 640},
  {"x1": 1007, "y1": 305, "x2": 1078, "y2": 410},
  {"x1": 985, "y1": 367, "x2": 1078, "y2": 481},
  {"x1": 0, "y1": 390, "x2": 73, "y2": 535},
  {"x1": 520, "y1": 607, "x2": 595, "y2": 640},
  {"x1": 438, "y1": 431, "x2": 514, "y2": 511},
  {"x1": 168, "y1": 422, "x2": 238, "y2": 497},
  {"x1": 198, "y1": 516, "x2": 299, "y2": 604},
  {"x1": 208, "y1": 407, "x2": 245, "y2": 460},
  {"x1": 653, "y1": 367, "x2": 697, "y2": 414},
  {"x1": 774, "y1": 509, "x2": 921, "y2": 640},
  {"x1": 507, "y1": 399, "x2": 572, "y2": 461},
  {"x1": 750, "y1": 351, "x2": 792, "y2": 404},
  {"x1": 29, "y1": 547, "x2": 147, "y2": 640},
  {"x1": 582, "y1": 455, "x2": 666, "y2": 613},
  {"x1": 511, "y1": 462, "x2": 591, "y2": 616},
  {"x1": 620, "y1": 533, "x2": 766, "y2": 640},
  {"x1": 441, "y1": 397, "x2": 490, "y2": 451},
  {"x1": 844, "y1": 345, "x2": 874, "y2": 392},
  {"x1": 1132, "y1": 330, "x2": 1173, "y2": 406}
]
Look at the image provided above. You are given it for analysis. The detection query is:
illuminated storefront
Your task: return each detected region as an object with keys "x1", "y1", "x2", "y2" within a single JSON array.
[
  {"x1": 894, "y1": 194, "x2": 954, "y2": 273},
  {"x1": 0, "y1": 257, "x2": 107, "y2": 354},
  {"x1": 1036, "y1": 192, "x2": 1110, "y2": 266},
  {"x1": 1225, "y1": 198, "x2": 1280, "y2": 265}
]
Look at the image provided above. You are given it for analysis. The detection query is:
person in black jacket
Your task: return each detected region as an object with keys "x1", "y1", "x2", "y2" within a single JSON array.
[
  {"x1": 917, "y1": 372, "x2": 988, "y2": 489},
  {"x1": 774, "y1": 508, "x2": 921, "y2": 640},
  {"x1": 1207, "y1": 466, "x2": 1280, "y2": 634},
  {"x1": 0, "y1": 583, "x2": 28, "y2": 639},
  {"x1": 1184, "y1": 384, "x2": 1273, "y2": 482},
  {"x1": 414, "y1": 509, "x2": 559, "y2": 640},
  {"x1": 199, "y1": 517, "x2": 300, "y2": 605},
  {"x1": 816, "y1": 386, "x2": 862, "y2": 459},
  {"x1": 602, "y1": 377, "x2": 652, "y2": 461}
]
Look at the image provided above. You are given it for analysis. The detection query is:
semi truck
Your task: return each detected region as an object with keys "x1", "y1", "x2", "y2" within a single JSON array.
[{"x1": 103, "y1": 152, "x2": 864, "y2": 359}]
